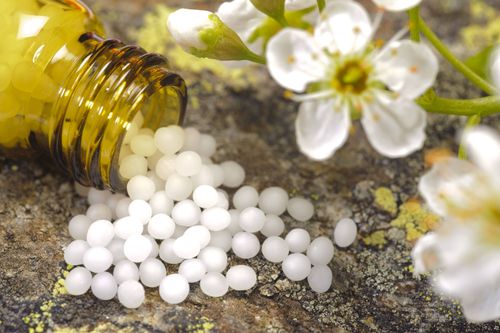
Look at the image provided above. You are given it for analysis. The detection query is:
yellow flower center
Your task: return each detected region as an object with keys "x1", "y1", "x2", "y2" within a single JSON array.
[{"x1": 331, "y1": 59, "x2": 371, "y2": 95}]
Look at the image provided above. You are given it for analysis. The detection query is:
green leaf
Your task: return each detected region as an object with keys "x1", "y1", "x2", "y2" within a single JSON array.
[
  {"x1": 465, "y1": 45, "x2": 496, "y2": 80},
  {"x1": 317, "y1": 0, "x2": 325, "y2": 11}
]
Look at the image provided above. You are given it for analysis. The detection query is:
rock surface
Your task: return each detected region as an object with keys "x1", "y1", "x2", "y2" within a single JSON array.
[{"x1": 1, "y1": 0, "x2": 500, "y2": 332}]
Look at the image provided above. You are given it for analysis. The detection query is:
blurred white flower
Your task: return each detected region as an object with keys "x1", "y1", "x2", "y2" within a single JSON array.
[
  {"x1": 167, "y1": 9, "x2": 214, "y2": 51},
  {"x1": 414, "y1": 126, "x2": 500, "y2": 323},
  {"x1": 266, "y1": 0, "x2": 438, "y2": 160},
  {"x1": 372, "y1": 0, "x2": 422, "y2": 11},
  {"x1": 491, "y1": 47, "x2": 500, "y2": 92}
]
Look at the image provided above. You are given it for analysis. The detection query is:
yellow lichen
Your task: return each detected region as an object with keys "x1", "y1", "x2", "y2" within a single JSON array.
[
  {"x1": 54, "y1": 323, "x2": 137, "y2": 333},
  {"x1": 391, "y1": 200, "x2": 440, "y2": 241},
  {"x1": 363, "y1": 230, "x2": 387, "y2": 248},
  {"x1": 23, "y1": 300, "x2": 55, "y2": 333},
  {"x1": 461, "y1": 0, "x2": 500, "y2": 51},
  {"x1": 373, "y1": 187, "x2": 397, "y2": 215}
]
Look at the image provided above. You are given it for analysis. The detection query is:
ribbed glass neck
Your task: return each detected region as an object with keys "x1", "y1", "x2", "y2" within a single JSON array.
[{"x1": 46, "y1": 33, "x2": 187, "y2": 191}]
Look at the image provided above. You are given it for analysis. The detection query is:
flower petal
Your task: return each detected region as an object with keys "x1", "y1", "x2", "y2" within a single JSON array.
[
  {"x1": 266, "y1": 28, "x2": 328, "y2": 92},
  {"x1": 314, "y1": 0, "x2": 373, "y2": 55},
  {"x1": 361, "y1": 96, "x2": 426, "y2": 158},
  {"x1": 371, "y1": 0, "x2": 421, "y2": 11},
  {"x1": 460, "y1": 285, "x2": 500, "y2": 323},
  {"x1": 375, "y1": 40, "x2": 438, "y2": 100},
  {"x1": 463, "y1": 126, "x2": 500, "y2": 176},
  {"x1": 285, "y1": 0, "x2": 317, "y2": 11},
  {"x1": 411, "y1": 232, "x2": 440, "y2": 274},
  {"x1": 296, "y1": 98, "x2": 350, "y2": 160},
  {"x1": 418, "y1": 157, "x2": 478, "y2": 216},
  {"x1": 167, "y1": 9, "x2": 214, "y2": 50}
]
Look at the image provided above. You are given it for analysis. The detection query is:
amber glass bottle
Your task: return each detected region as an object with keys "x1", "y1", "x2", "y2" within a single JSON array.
[{"x1": 0, "y1": 0, "x2": 187, "y2": 190}]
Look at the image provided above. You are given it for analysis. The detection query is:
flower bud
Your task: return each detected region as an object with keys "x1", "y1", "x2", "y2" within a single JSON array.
[{"x1": 249, "y1": 0, "x2": 287, "y2": 25}]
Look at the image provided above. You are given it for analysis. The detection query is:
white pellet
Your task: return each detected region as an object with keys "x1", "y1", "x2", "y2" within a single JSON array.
[
  {"x1": 145, "y1": 235, "x2": 160, "y2": 258},
  {"x1": 208, "y1": 230, "x2": 232, "y2": 252},
  {"x1": 175, "y1": 151, "x2": 202, "y2": 177},
  {"x1": 155, "y1": 155, "x2": 176, "y2": 180},
  {"x1": 184, "y1": 225, "x2": 211, "y2": 248},
  {"x1": 124, "y1": 235, "x2": 152, "y2": 263},
  {"x1": 86, "y1": 220, "x2": 114, "y2": 247},
  {"x1": 147, "y1": 171, "x2": 165, "y2": 193},
  {"x1": 127, "y1": 175, "x2": 156, "y2": 201},
  {"x1": 115, "y1": 197, "x2": 132, "y2": 219},
  {"x1": 226, "y1": 265, "x2": 257, "y2": 291},
  {"x1": 172, "y1": 225, "x2": 188, "y2": 239},
  {"x1": 215, "y1": 190, "x2": 229, "y2": 209},
  {"x1": 193, "y1": 185, "x2": 218, "y2": 209},
  {"x1": 106, "y1": 194, "x2": 125, "y2": 220},
  {"x1": 154, "y1": 125, "x2": 184, "y2": 155},
  {"x1": 83, "y1": 246, "x2": 113, "y2": 273},
  {"x1": 148, "y1": 214, "x2": 175, "y2": 240},
  {"x1": 307, "y1": 265, "x2": 332, "y2": 293},
  {"x1": 159, "y1": 239, "x2": 183, "y2": 264},
  {"x1": 287, "y1": 197, "x2": 314, "y2": 222},
  {"x1": 117, "y1": 280, "x2": 145, "y2": 309},
  {"x1": 261, "y1": 236, "x2": 289, "y2": 263},
  {"x1": 139, "y1": 258, "x2": 167, "y2": 288},
  {"x1": 138, "y1": 128, "x2": 155, "y2": 136},
  {"x1": 130, "y1": 134, "x2": 157, "y2": 157},
  {"x1": 190, "y1": 165, "x2": 215, "y2": 188},
  {"x1": 198, "y1": 246, "x2": 228, "y2": 272},
  {"x1": 227, "y1": 209, "x2": 242, "y2": 235},
  {"x1": 91, "y1": 272, "x2": 118, "y2": 300},
  {"x1": 232, "y1": 232, "x2": 260, "y2": 259},
  {"x1": 165, "y1": 174, "x2": 193, "y2": 201},
  {"x1": 114, "y1": 216, "x2": 143, "y2": 240},
  {"x1": 87, "y1": 188, "x2": 111, "y2": 205},
  {"x1": 334, "y1": 218, "x2": 357, "y2": 248},
  {"x1": 208, "y1": 164, "x2": 224, "y2": 188},
  {"x1": 258, "y1": 187, "x2": 289, "y2": 215},
  {"x1": 65, "y1": 267, "x2": 92, "y2": 296},
  {"x1": 285, "y1": 228, "x2": 311, "y2": 253},
  {"x1": 198, "y1": 134, "x2": 217, "y2": 157},
  {"x1": 238, "y1": 207, "x2": 266, "y2": 233},
  {"x1": 171, "y1": 200, "x2": 201, "y2": 226},
  {"x1": 200, "y1": 207, "x2": 231, "y2": 231},
  {"x1": 174, "y1": 236, "x2": 200, "y2": 259},
  {"x1": 68, "y1": 215, "x2": 92, "y2": 240},
  {"x1": 119, "y1": 154, "x2": 148, "y2": 179},
  {"x1": 306, "y1": 237, "x2": 334, "y2": 265},
  {"x1": 260, "y1": 215, "x2": 285, "y2": 237},
  {"x1": 178, "y1": 258, "x2": 207, "y2": 283},
  {"x1": 149, "y1": 191, "x2": 174, "y2": 215},
  {"x1": 159, "y1": 274, "x2": 190, "y2": 304},
  {"x1": 181, "y1": 127, "x2": 201, "y2": 152},
  {"x1": 282, "y1": 253, "x2": 311, "y2": 281},
  {"x1": 220, "y1": 161, "x2": 245, "y2": 188},
  {"x1": 128, "y1": 199, "x2": 152, "y2": 224},
  {"x1": 107, "y1": 238, "x2": 126, "y2": 264},
  {"x1": 86, "y1": 203, "x2": 113, "y2": 221},
  {"x1": 232, "y1": 186, "x2": 259, "y2": 210},
  {"x1": 113, "y1": 260, "x2": 140, "y2": 284},
  {"x1": 200, "y1": 272, "x2": 228, "y2": 297},
  {"x1": 64, "y1": 240, "x2": 90, "y2": 266},
  {"x1": 147, "y1": 150, "x2": 163, "y2": 171}
]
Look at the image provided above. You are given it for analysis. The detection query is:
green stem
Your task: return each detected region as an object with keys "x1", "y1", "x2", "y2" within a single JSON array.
[
  {"x1": 418, "y1": 18, "x2": 497, "y2": 95},
  {"x1": 418, "y1": 95, "x2": 500, "y2": 116},
  {"x1": 408, "y1": 7, "x2": 420, "y2": 42},
  {"x1": 317, "y1": 0, "x2": 326, "y2": 11},
  {"x1": 245, "y1": 51, "x2": 267, "y2": 65}
]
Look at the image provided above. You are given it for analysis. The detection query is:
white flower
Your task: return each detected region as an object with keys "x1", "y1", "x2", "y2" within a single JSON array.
[
  {"x1": 413, "y1": 126, "x2": 500, "y2": 323},
  {"x1": 372, "y1": 0, "x2": 422, "y2": 11},
  {"x1": 266, "y1": 0, "x2": 438, "y2": 160},
  {"x1": 167, "y1": 9, "x2": 214, "y2": 51},
  {"x1": 491, "y1": 47, "x2": 500, "y2": 92}
]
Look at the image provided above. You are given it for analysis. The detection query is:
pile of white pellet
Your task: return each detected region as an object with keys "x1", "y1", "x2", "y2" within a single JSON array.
[{"x1": 64, "y1": 119, "x2": 358, "y2": 308}]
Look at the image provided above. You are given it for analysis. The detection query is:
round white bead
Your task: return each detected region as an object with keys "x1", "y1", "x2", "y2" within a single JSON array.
[
  {"x1": 198, "y1": 246, "x2": 228, "y2": 272},
  {"x1": 165, "y1": 174, "x2": 193, "y2": 201},
  {"x1": 106, "y1": 194, "x2": 125, "y2": 220},
  {"x1": 171, "y1": 200, "x2": 201, "y2": 226},
  {"x1": 285, "y1": 228, "x2": 311, "y2": 253},
  {"x1": 87, "y1": 188, "x2": 111, "y2": 205},
  {"x1": 173, "y1": 236, "x2": 200, "y2": 259},
  {"x1": 181, "y1": 127, "x2": 201, "y2": 152},
  {"x1": 83, "y1": 246, "x2": 113, "y2": 273},
  {"x1": 149, "y1": 191, "x2": 174, "y2": 215},
  {"x1": 128, "y1": 199, "x2": 153, "y2": 224},
  {"x1": 232, "y1": 186, "x2": 259, "y2": 210},
  {"x1": 147, "y1": 170, "x2": 165, "y2": 192},
  {"x1": 154, "y1": 125, "x2": 184, "y2": 155},
  {"x1": 208, "y1": 165, "x2": 224, "y2": 188},
  {"x1": 184, "y1": 225, "x2": 211, "y2": 248},
  {"x1": 215, "y1": 190, "x2": 229, "y2": 209},
  {"x1": 127, "y1": 175, "x2": 156, "y2": 201},
  {"x1": 119, "y1": 154, "x2": 148, "y2": 179},
  {"x1": 159, "y1": 239, "x2": 183, "y2": 264},
  {"x1": 200, "y1": 207, "x2": 231, "y2": 231},
  {"x1": 68, "y1": 215, "x2": 92, "y2": 240},
  {"x1": 86, "y1": 203, "x2": 113, "y2": 221},
  {"x1": 123, "y1": 235, "x2": 152, "y2": 263},
  {"x1": 190, "y1": 165, "x2": 215, "y2": 188},
  {"x1": 287, "y1": 197, "x2": 314, "y2": 222},
  {"x1": 145, "y1": 235, "x2": 160, "y2": 258},
  {"x1": 114, "y1": 216, "x2": 143, "y2": 240},
  {"x1": 175, "y1": 151, "x2": 202, "y2": 177},
  {"x1": 172, "y1": 225, "x2": 187, "y2": 238},
  {"x1": 117, "y1": 280, "x2": 145, "y2": 309},
  {"x1": 306, "y1": 236, "x2": 334, "y2": 265},
  {"x1": 226, "y1": 265, "x2": 257, "y2": 291},
  {"x1": 86, "y1": 220, "x2": 114, "y2": 247},
  {"x1": 113, "y1": 260, "x2": 140, "y2": 284},
  {"x1": 238, "y1": 207, "x2": 266, "y2": 233},
  {"x1": 64, "y1": 240, "x2": 90, "y2": 266},
  {"x1": 258, "y1": 187, "x2": 289, "y2": 215},
  {"x1": 130, "y1": 134, "x2": 156, "y2": 157},
  {"x1": 139, "y1": 258, "x2": 167, "y2": 287},
  {"x1": 260, "y1": 215, "x2": 285, "y2": 237},
  {"x1": 261, "y1": 236, "x2": 289, "y2": 263},
  {"x1": 155, "y1": 155, "x2": 176, "y2": 181},
  {"x1": 227, "y1": 210, "x2": 242, "y2": 235},
  {"x1": 208, "y1": 230, "x2": 232, "y2": 252},
  {"x1": 159, "y1": 274, "x2": 190, "y2": 304},
  {"x1": 220, "y1": 161, "x2": 245, "y2": 188},
  {"x1": 307, "y1": 265, "x2": 332, "y2": 293},
  {"x1": 65, "y1": 267, "x2": 92, "y2": 295},
  {"x1": 148, "y1": 214, "x2": 175, "y2": 240},
  {"x1": 193, "y1": 185, "x2": 218, "y2": 209},
  {"x1": 232, "y1": 232, "x2": 260, "y2": 259},
  {"x1": 282, "y1": 253, "x2": 311, "y2": 281},
  {"x1": 198, "y1": 134, "x2": 217, "y2": 157},
  {"x1": 91, "y1": 272, "x2": 117, "y2": 300},
  {"x1": 147, "y1": 150, "x2": 163, "y2": 171},
  {"x1": 115, "y1": 197, "x2": 132, "y2": 219},
  {"x1": 334, "y1": 218, "x2": 357, "y2": 248},
  {"x1": 200, "y1": 272, "x2": 228, "y2": 297},
  {"x1": 107, "y1": 238, "x2": 126, "y2": 264},
  {"x1": 178, "y1": 258, "x2": 207, "y2": 283}
]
